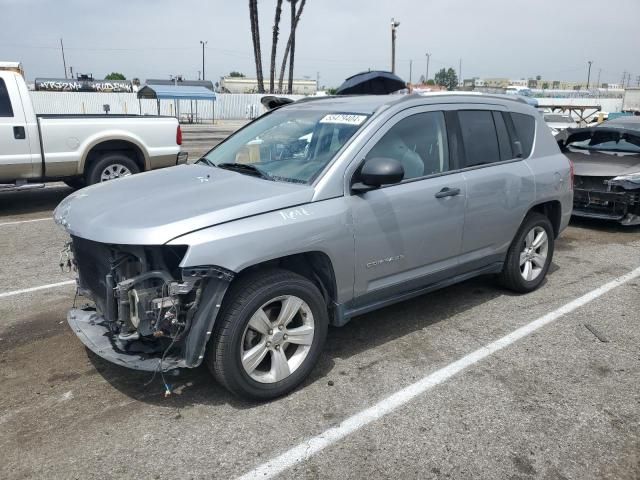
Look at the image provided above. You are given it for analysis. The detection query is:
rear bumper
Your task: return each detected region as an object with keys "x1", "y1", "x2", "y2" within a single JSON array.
[
  {"x1": 176, "y1": 151, "x2": 188, "y2": 165},
  {"x1": 68, "y1": 308, "x2": 181, "y2": 372}
]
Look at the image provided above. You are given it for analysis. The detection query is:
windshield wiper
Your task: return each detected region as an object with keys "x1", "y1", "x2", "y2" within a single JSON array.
[
  {"x1": 196, "y1": 157, "x2": 215, "y2": 167},
  {"x1": 215, "y1": 162, "x2": 272, "y2": 180}
]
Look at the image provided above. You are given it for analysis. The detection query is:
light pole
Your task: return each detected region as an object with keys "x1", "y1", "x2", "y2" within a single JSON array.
[
  {"x1": 391, "y1": 18, "x2": 400, "y2": 74},
  {"x1": 200, "y1": 40, "x2": 208, "y2": 80},
  {"x1": 425, "y1": 53, "x2": 431, "y2": 84},
  {"x1": 586, "y1": 60, "x2": 593, "y2": 90}
]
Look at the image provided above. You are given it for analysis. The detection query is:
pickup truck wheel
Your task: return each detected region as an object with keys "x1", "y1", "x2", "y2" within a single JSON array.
[
  {"x1": 499, "y1": 212, "x2": 554, "y2": 293},
  {"x1": 86, "y1": 154, "x2": 140, "y2": 185},
  {"x1": 207, "y1": 269, "x2": 328, "y2": 401}
]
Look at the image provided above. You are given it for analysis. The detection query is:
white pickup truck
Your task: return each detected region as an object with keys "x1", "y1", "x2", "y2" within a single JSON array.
[{"x1": 0, "y1": 62, "x2": 186, "y2": 191}]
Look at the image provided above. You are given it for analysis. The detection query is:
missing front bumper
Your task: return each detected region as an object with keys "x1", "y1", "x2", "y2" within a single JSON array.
[{"x1": 68, "y1": 308, "x2": 181, "y2": 372}]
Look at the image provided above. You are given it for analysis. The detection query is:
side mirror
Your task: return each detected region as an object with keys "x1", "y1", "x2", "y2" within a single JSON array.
[{"x1": 353, "y1": 157, "x2": 404, "y2": 192}]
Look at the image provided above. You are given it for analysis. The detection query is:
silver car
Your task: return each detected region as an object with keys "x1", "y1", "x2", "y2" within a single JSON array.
[{"x1": 54, "y1": 93, "x2": 573, "y2": 400}]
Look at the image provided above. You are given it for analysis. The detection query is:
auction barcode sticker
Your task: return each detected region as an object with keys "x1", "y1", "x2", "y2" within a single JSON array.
[{"x1": 319, "y1": 114, "x2": 368, "y2": 125}]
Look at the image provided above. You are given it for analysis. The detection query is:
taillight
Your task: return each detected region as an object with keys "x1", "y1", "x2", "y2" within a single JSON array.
[
  {"x1": 176, "y1": 125, "x2": 183, "y2": 145},
  {"x1": 568, "y1": 158, "x2": 574, "y2": 190}
]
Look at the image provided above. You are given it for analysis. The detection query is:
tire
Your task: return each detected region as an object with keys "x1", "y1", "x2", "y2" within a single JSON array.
[
  {"x1": 206, "y1": 269, "x2": 328, "y2": 401},
  {"x1": 499, "y1": 212, "x2": 555, "y2": 293},
  {"x1": 63, "y1": 177, "x2": 86, "y2": 190},
  {"x1": 85, "y1": 153, "x2": 140, "y2": 185}
]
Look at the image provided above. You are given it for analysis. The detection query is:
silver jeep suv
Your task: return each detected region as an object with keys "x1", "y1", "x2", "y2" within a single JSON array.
[{"x1": 54, "y1": 93, "x2": 573, "y2": 400}]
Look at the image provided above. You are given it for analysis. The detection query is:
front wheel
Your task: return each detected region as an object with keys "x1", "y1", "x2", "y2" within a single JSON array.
[
  {"x1": 499, "y1": 212, "x2": 555, "y2": 293},
  {"x1": 207, "y1": 269, "x2": 328, "y2": 401}
]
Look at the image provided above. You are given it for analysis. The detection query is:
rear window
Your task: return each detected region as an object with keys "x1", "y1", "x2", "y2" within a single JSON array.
[
  {"x1": 0, "y1": 79, "x2": 14, "y2": 117},
  {"x1": 510, "y1": 113, "x2": 535, "y2": 157}
]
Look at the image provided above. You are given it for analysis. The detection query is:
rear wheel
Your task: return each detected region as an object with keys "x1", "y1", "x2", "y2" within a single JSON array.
[
  {"x1": 207, "y1": 269, "x2": 328, "y2": 400},
  {"x1": 86, "y1": 153, "x2": 140, "y2": 185},
  {"x1": 499, "y1": 212, "x2": 554, "y2": 293}
]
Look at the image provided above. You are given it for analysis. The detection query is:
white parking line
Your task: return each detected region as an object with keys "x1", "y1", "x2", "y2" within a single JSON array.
[
  {"x1": 237, "y1": 265, "x2": 640, "y2": 480},
  {"x1": 0, "y1": 217, "x2": 52, "y2": 227},
  {"x1": 0, "y1": 280, "x2": 75, "y2": 299}
]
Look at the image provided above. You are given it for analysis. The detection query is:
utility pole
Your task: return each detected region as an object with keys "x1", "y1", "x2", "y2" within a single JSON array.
[
  {"x1": 621, "y1": 71, "x2": 627, "y2": 87},
  {"x1": 60, "y1": 38, "x2": 68, "y2": 79},
  {"x1": 425, "y1": 53, "x2": 431, "y2": 83},
  {"x1": 586, "y1": 61, "x2": 593, "y2": 90},
  {"x1": 458, "y1": 58, "x2": 462, "y2": 87},
  {"x1": 596, "y1": 68, "x2": 601, "y2": 89},
  {"x1": 198, "y1": 70, "x2": 201, "y2": 81},
  {"x1": 200, "y1": 40, "x2": 208, "y2": 80},
  {"x1": 636, "y1": 75, "x2": 640, "y2": 87},
  {"x1": 409, "y1": 60, "x2": 412, "y2": 84},
  {"x1": 390, "y1": 18, "x2": 400, "y2": 74}
]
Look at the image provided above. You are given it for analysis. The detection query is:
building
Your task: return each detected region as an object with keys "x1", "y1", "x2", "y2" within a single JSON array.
[{"x1": 220, "y1": 76, "x2": 317, "y2": 95}]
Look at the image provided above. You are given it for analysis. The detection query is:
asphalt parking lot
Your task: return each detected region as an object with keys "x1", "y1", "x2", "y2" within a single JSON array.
[{"x1": 1, "y1": 128, "x2": 639, "y2": 479}]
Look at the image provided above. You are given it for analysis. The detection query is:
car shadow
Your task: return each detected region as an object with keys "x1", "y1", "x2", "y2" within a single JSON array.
[
  {"x1": 90, "y1": 272, "x2": 539, "y2": 409},
  {"x1": 569, "y1": 216, "x2": 640, "y2": 233},
  {"x1": 0, "y1": 184, "x2": 72, "y2": 217}
]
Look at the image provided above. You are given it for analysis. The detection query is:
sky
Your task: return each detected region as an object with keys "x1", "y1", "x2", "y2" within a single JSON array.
[{"x1": 1, "y1": 0, "x2": 639, "y2": 88}]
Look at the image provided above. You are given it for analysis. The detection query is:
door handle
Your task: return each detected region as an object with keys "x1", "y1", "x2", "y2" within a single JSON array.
[
  {"x1": 13, "y1": 126, "x2": 26, "y2": 140},
  {"x1": 435, "y1": 187, "x2": 461, "y2": 198}
]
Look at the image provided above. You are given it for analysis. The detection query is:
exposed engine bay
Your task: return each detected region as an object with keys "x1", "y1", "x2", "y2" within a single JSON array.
[{"x1": 67, "y1": 236, "x2": 234, "y2": 371}]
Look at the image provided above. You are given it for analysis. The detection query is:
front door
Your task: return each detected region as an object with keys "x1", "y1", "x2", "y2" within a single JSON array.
[{"x1": 349, "y1": 109, "x2": 467, "y2": 304}]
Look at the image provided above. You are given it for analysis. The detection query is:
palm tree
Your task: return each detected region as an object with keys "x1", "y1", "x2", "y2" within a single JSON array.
[
  {"x1": 277, "y1": 0, "x2": 306, "y2": 93},
  {"x1": 269, "y1": 0, "x2": 284, "y2": 93},
  {"x1": 249, "y1": 0, "x2": 265, "y2": 93}
]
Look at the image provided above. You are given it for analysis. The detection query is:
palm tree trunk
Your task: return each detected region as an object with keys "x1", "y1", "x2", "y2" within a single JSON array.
[
  {"x1": 249, "y1": 0, "x2": 265, "y2": 93},
  {"x1": 287, "y1": 0, "x2": 296, "y2": 94},
  {"x1": 269, "y1": 0, "x2": 283, "y2": 94},
  {"x1": 277, "y1": 0, "x2": 306, "y2": 93}
]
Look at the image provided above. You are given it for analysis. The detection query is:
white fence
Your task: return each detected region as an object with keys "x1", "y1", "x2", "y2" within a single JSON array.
[
  {"x1": 30, "y1": 92, "x2": 305, "y2": 121},
  {"x1": 29, "y1": 91, "x2": 626, "y2": 121}
]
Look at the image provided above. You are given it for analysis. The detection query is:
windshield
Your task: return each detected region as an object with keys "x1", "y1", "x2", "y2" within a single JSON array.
[
  {"x1": 569, "y1": 131, "x2": 640, "y2": 153},
  {"x1": 200, "y1": 108, "x2": 369, "y2": 184}
]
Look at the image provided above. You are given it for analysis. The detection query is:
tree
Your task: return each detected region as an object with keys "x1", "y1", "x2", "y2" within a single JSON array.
[
  {"x1": 278, "y1": 0, "x2": 307, "y2": 93},
  {"x1": 248, "y1": 0, "x2": 265, "y2": 93},
  {"x1": 105, "y1": 72, "x2": 126, "y2": 80},
  {"x1": 426, "y1": 79, "x2": 435, "y2": 86},
  {"x1": 229, "y1": 71, "x2": 246, "y2": 77},
  {"x1": 419, "y1": 74, "x2": 425, "y2": 84},
  {"x1": 269, "y1": 0, "x2": 284, "y2": 93},
  {"x1": 541, "y1": 82, "x2": 549, "y2": 89},
  {"x1": 536, "y1": 75, "x2": 542, "y2": 81},
  {"x1": 434, "y1": 68, "x2": 458, "y2": 90}
]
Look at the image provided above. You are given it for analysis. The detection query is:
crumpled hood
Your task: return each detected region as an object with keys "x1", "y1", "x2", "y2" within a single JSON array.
[
  {"x1": 567, "y1": 150, "x2": 640, "y2": 177},
  {"x1": 54, "y1": 164, "x2": 314, "y2": 245}
]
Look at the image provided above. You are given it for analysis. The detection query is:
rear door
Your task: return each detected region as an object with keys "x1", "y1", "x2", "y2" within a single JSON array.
[
  {"x1": 456, "y1": 107, "x2": 535, "y2": 269},
  {"x1": 0, "y1": 73, "x2": 33, "y2": 179},
  {"x1": 349, "y1": 107, "x2": 467, "y2": 304}
]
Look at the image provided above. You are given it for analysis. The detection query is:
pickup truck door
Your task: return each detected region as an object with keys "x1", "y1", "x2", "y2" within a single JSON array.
[
  {"x1": 348, "y1": 108, "x2": 467, "y2": 305},
  {"x1": 0, "y1": 73, "x2": 33, "y2": 179}
]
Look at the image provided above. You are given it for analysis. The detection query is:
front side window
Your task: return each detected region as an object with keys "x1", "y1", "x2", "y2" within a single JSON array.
[
  {"x1": 458, "y1": 110, "x2": 500, "y2": 167},
  {"x1": 200, "y1": 108, "x2": 369, "y2": 184},
  {"x1": 0, "y1": 79, "x2": 14, "y2": 117},
  {"x1": 364, "y1": 111, "x2": 449, "y2": 180}
]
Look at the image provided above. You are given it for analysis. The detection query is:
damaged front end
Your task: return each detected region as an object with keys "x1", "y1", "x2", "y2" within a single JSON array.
[
  {"x1": 67, "y1": 236, "x2": 234, "y2": 372},
  {"x1": 573, "y1": 174, "x2": 640, "y2": 226}
]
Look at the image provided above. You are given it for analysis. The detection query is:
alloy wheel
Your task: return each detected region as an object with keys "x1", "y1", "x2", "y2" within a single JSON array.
[
  {"x1": 519, "y1": 226, "x2": 549, "y2": 281},
  {"x1": 240, "y1": 295, "x2": 315, "y2": 384},
  {"x1": 100, "y1": 163, "x2": 132, "y2": 182}
]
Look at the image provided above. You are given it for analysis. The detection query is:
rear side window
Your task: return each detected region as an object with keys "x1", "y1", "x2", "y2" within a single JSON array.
[
  {"x1": 493, "y1": 112, "x2": 513, "y2": 160},
  {"x1": 0, "y1": 78, "x2": 13, "y2": 117},
  {"x1": 458, "y1": 110, "x2": 500, "y2": 167},
  {"x1": 510, "y1": 113, "x2": 535, "y2": 158}
]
